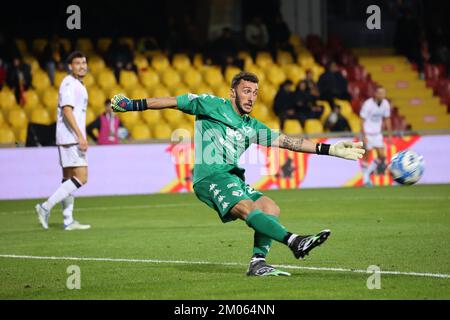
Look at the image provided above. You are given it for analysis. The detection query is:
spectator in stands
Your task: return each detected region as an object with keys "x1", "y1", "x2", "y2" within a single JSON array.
[
  {"x1": 245, "y1": 16, "x2": 269, "y2": 58},
  {"x1": 294, "y1": 80, "x2": 324, "y2": 126},
  {"x1": 299, "y1": 69, "x2": 320, "y2": 97},
  {"x1": 273, "y1": 80, "x2": 297, "y2": 131},
  {"x1": 39, "y1": 36, "x2": 68, "y2": 85},
  {"x1": 86, "y1": 99, "x2": 127, "y2": 145},
  {"x1": 268, "y1": 13, "x2": 296, "y2": 60},
  {"x1": 324, "y1": 105, "x2": 351, "y2": 132},
  {"x1": 0, "y1": 58, "x2": 6, "y2": 90},
  {"x1": 209, "y1": 27, "x2": 243, "y2": 72},
  {"x1": 6, "y1": 56, "x2": 32, "y2": 105},
  {"x1": 387, "y1": 106, "x2": 408, "y2": 133},
  {"x1": 318, "y1": 61, "x2": 351, "y2": 108},
  {"x1": 107, "y1": 39, "x2": 137, "y2": 82}
]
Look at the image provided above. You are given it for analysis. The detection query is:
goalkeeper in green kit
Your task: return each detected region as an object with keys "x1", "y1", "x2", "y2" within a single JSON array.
[{"x1": 111, "y1": 72, "x2": 365, "y2": 276}]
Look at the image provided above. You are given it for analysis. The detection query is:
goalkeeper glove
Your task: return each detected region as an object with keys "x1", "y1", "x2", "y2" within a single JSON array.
[
  {"x1": 317, "y1": 141, "x2": 365, "y2": 161},
  {"x1": 111, "y1": 94, "x2": 148, "y2": 112}
]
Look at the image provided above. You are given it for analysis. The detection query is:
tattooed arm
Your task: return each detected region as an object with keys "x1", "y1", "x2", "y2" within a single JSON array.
[{"x1": 271, "y1": 134, "x2": 317, "y2": 153}]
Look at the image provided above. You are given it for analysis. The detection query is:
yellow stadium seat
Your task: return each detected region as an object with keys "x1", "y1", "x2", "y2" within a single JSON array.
[
  {"x1": 183, "y1": 68, "x2": 203, "y2": 88},
  {"x1": 106, "y1": 85, "x2": 127, "y2": 99},
  {"x1": 193, "y1": 54, "x2": 203, "y2": 68},
  {"x1": 119, "y1": 112, "x2": 140, "y2": 128},
  {"x1": 289, "y1": 34, "x2": 302, "y2": 48},
  {"x1": 0, "y1": 127, "x2": 15, "y2": 144},
  {"x1": 54, "y1": 71, "x2": 67, "y2": 88},
  {"x1": 244, "y1": 64, "x2": 265, "y2": 83},
  {"x1": 161, "y1": 68, "x2": 181, "y2": 87},
  {"x1": 266, "y1": 65, "x2": 287, "y2": 87},
  {"x1": 129, "y1": 87, "x2": 149, "y2": 100},
  {"x1": 171, "y1": 123, "x2": 194, "y2": 142},
  {"x1": 0, "y1": 90, "x2": 18, "y2": 110},
  {"x1": 151, "y1": 85, "x2": 171, "y2": 97},
  {"x1": 237, "y1": 51, "x2": 253, "y2": 68},
  {"x1": 31, "y1": 108, "x2": 51, "y2": 125},
  {"x1": 151, "y1": 54, "x2": 170, "y2": 71},
  {"x1": 23, "y1": 90, "x2": 40, "y2": 109},
  {"x1": 304, "y1": 119, "x2": 323, "y2": 134},
  {"x1": 162, "y1": 109, "x2": 184, "y2": 126},
  {"x1": 86, "y1": 109, "x2": 96, "y2": 125},
  {"x1": 140, "y1": 69, "x2": 160, "y2": 89},
  {"x1": 17, "y1": 127, "x2": 27, "y2": 144},
  {"x1": 83, "y1": 73, "x2": 96, "y2": 88},
  {"x1": 317, "y1": 100, "x2": 332, "y2": 122},
  {"x1": 225, "y1": 66, "x2": 242, "y2": 84},
  {"x1": 264, "y1": 120, "x2": 280, "y2": 131},
  {"x1": 283, "y1": 64, "x2": 306, "y2": 84},
  {"x1": 251, "y1": 103, "x2": 270, "y2": 121},
  {"x1": 119, "y1": 70, "x2": 139, "y2": 90},
  {"x1": 283, "y1": 120, "x2": 303, "y2": 135},
  {"x1": 171, "y1": 85, "x2": 189, "y2": 97},
  {"x1": 97, "y1": 38, "x2": 112, "y2": 53},
  {"x1": 98, "y1": 69, "x2": 117, "y2": 90},
  {"x1": 134, "y1": 54, "x2": 149, "y2": 70},
  {"x1": 214, "y1": 85, "x2": 230, "y2": 99},
  {"x1": 131, "y1": 124, "x2": 151, "y2": 140},
  {"x1": 8, "y1": 108, "x2": 28, "y2": 129},
  {"x1": 297, "y1": 54, "x2": 315, "y2": 68},
  {"x1": 0, "y1": 112, "x2": 4, "y2": 126},
  {"x1": 23, "y1": 55, "x2": 40, "y2": 73},
  {"x1": 184, "y1": 113, "x2": 195, "y2": 123},
  {"x1": 276, "y1": 51, "x2": 294, "y2": 65},
  {"x1": 334, "y1": 99, "x2": 354, "y2": 118},
  {"x1": 76, "y1": 38, "x2": 94, "y2": 53},
  {"x1": 258, "y1": 83, "x2": 277, "y2": 106},
  {"x1": 32, "y1": 71, "x2": 51, "y2": 93},
  {"x1": 203, "y1": 68, "x2": 224, "y2": 88},
  {"x1": 172, "y1": 54, "x2": 191, "y2": 71},
  {"x1": 87, "y1": 86, "x2": 106, "y2": 110},
  {"x1": 255, "y1": 52, "x2": 273, "y2": 69},
  {"x1": 15, "y1": 39, "x2": 28, "y2": 55},
  {"x1": 192, "y1": 84, "x2": 213, "y2": 95},
  {"x1": 152, "y1": 123, "x2": 172, "y2": 139},
  {"x1": 348, "y1": 115, "x2": 361, "y2": 133},
  {"x1": 88, "y1": 55, "x2": 106, "y2": 75},
  {"x1": 311, "y1": 64, "x2": 325, "y2": 82},
  {"x1": 141, "y1": 110, "x2": 162, "y2": 126},
  {"x1": 32, "y1": 39, "x2": 47, "y2": 53}
]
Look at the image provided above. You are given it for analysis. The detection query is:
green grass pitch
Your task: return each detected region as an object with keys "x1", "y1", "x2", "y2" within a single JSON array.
[{"x1": 0, "y1": 185, "x2": 449, "y2": 299}]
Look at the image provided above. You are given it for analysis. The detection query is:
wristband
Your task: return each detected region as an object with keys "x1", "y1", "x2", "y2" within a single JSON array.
[
  {"x1": 316, "y1": 143, "x2": 331, "y2": 155},
  {"x1": 132, "y1": 99, "x2": 148, "y2": 111}
]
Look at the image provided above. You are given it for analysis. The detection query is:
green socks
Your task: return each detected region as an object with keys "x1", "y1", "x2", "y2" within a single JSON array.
[
  {"x1": 246, "y1": 209, "x2": 288, "y2": 244},
  {"x1": 252, "y1": 215, "x2": 285, "y2": 256}
]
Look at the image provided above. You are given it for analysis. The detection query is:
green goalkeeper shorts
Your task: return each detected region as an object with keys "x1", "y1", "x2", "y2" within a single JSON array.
[{"x1": 193, "y1": 171, "x2": 264, "y2": 223}]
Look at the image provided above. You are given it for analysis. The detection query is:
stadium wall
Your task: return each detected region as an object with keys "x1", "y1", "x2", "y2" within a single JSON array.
[{"x1": 1, "y1": 135, "x2": 449, "y2": 200}]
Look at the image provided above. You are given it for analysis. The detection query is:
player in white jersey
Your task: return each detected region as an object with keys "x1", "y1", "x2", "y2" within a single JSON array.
[
  {"x1": 359, "y1": 87, "x2": 392, "y2": 186},
  {"x1": 35, "y1": 51, "x2": 91, "y2": 230}
]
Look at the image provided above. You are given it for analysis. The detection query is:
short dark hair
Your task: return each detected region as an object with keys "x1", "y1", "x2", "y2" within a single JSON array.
[
  {"x1": 66, "y1": 51, "x2": 86, "y2": 64},
  {"x1": 231, "y1": 71, "x2": 259, "y2": 89}
]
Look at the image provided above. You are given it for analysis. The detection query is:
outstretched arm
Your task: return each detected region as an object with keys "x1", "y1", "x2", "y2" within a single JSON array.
[
  {"x1": 110, "y1": 94, "x2": 178, "y2": 112},
  {"x1": 272, "y1": 134, "x2": 365, "y2": 161}
]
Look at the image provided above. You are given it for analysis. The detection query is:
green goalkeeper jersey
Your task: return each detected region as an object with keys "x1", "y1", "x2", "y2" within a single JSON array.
[{"x1": 176, "y1": 93, "x2": 279, "y2": 185}]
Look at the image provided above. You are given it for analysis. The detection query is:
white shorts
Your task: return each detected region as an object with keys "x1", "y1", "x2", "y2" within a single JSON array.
[
  {"x1": 58, "y1": 145, "x2": 88, "y2": 168},
  {"x1": 365, "y1": 134, "x2": 384, "y2": 150}
]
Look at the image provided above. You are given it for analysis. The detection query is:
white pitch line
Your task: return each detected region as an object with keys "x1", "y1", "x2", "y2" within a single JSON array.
[{"x1": 0, "y1": 254, "x2": 449, "y2": 279}]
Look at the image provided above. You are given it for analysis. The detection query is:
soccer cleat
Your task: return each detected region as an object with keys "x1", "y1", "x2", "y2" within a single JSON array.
[
  {"x1": 289, "y1": 229, "x2": 331, "y2": 259},
  {"x1": 64, "y1": 220, "x2": 91, "y2": 231},
  {"x1": 35, "y1": 204, "x2": 50, "y2": 229},
  {"x1": 246, "y1": 258, "x2": 291, "y2": 276}
]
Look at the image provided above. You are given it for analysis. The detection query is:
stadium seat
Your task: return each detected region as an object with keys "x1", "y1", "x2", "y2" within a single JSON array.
[
  {"x1": 258, "y1": 83, "x2": 277, "y2": 106},
  {"x1": 182, "y1": 68, "x2": 203, "y2": 88},
  {"x1": 76, "y1": 38, "x2": 94, "y2": 53},
  {"x1": 15, "y1": 39, "x2": 28, "y2": 55},
  {"x1": 129, "y1": 87, "x2": 149, "y2": 100},
  {"x1": 244, "y1": 64, "x2": 265, "y2": 83},
  {"x1": 304, "y1": 119, "x2": 323, "y2": 134},
  {"x1": 276, "y1": 51, "x2": 294, "y2": 65},
  {"x1": 334, "y1": 99, "x2": 354, "y2": 118},
  {"x1": 141, "y1": 109, "x2": 162, "y2": 126},
  {"x1": 171, "y1": 85, "x2": 189, "y2": 97},
  {"x1": 151, "y1": 85, "x2": 171, "y2": 97},
  {"x1": 119, "y1": 108, "x2": 141, "y2": 129},
  {"x1": 265, "y1": 65, "x2": 287, "y2": 87},
  {"x1": 289, "y1": 34, "x2": 302, "y2": 48},
  {"x1": 119, "y1": 71, "x2": 139, "y2": 90},
  {"x1": 0, "y1": 112, "x2": 4, "y2": 127},
  {"x1": 283, "y1": 64, "x2": 306, "y2": 84},
  {"x1": 214, "y1": 85, "x2": 230, "y2": 99},
  {"x1": 86, "y1": 109, "x2": 96, "y2": 125},
  {"x1": 88, "y1": 56, "x2": 106, "y2": 75},
  {"x1": 83, "y1": 73, "x2": 96, "y2": 88},
  {"x1": 54, "y1": 71, "x2": 67, "y2": 87},
  {"x1": 193, "y1": 54, "x2": 204, "y2": 68},
  {"x1": 255, "y1": 52, "x2": 273, "y2": 69},
  {"x1": 264, "y1": 120, "x2": 280, "y2": 131},
  {"x1": 7, "y1": 109, "x2": 28, "y2": 130},
  {"x1": 192, "y1": 84, "x2": 213, "y2": 95},
  {"x1": 172, "y1": 54, "x2": 191, "y2": 71},
  {"x1": 98, "y1": 69, "x2": 117, "y2": 90},
  {"x1": 317, "y1": 100, "x2": 332, "y2": 122},
  {"x1": 32, "y1": 71, "x2": 51, "y2": 93},
  {"x1": 151, "y1": 54, "x2": 170, "y2": 71},
  {"x1": 97, "y1": 38, "x2": 112, "y2": 53},
  {"x1": 161, "y1": 68, "x2": 181, "y2": 87},
  {"x1": 23, "y1": 90, "x2": 40, "y2": 109},
  {"x1": 87, "y1": 86, "x2": 106, "y2": 110},
  {"x1": 32, "y1": 38, "x2": 47, "y2": 53},
  {"x1": 23, "y1": 55, "x2": 40, "y2": 73},
  {"x1": 204, "y1": 67, "x2": 224, "y2": 88},
  {"x1": 348, "y1": 115, "x2": 361, "y2": 133},
  {"x1": 162, "y1": 109, "x2": 184, "y2": 126},
  {"x1": 140, "y1": 69, "x2": 160, "y2": 89},
  {"x1": 237, "y1": 51, "x2": 253, "y2": 69},
  {"x1": 17, "y1": 127, "x2": 27, "y2": 144},
  {"x1": 225, "y1": 66, "x2": 242, "y2": 84},
  {"x1": 251, "y1": 103, "x2": 270, "y2": 122},
  {"x1": 283, "y1": 119, "x2": 303, "y2": 135},
  {"x1": 297, "y1": 54, "x2": 315, "y2": 68},
  {"x1": 30, "y1": 108, "x2": 51, "y2": 125},
  {"x1": 134, "y1": 54, "x2": 149, "y2": 70},
  {"x1": 152, "y1": 123, "x2": 172, "y2": 139},
  {"x1": 0, "y1": 127, "x2": 15, "y2": 144},
  {"x1": 105, "y1": 85, "x2": 126, "y2": 100},
  {"x1": 131, "y1": 124, "x2": 151, "y2": 140},
  {"x1": 0, "y1": 90, "x2": 18, "y2": 110}
]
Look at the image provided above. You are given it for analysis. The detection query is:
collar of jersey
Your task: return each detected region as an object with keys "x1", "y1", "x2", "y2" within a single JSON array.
[{"x1": 226, "y1": 99, "x2": 250, "y2": 123}]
